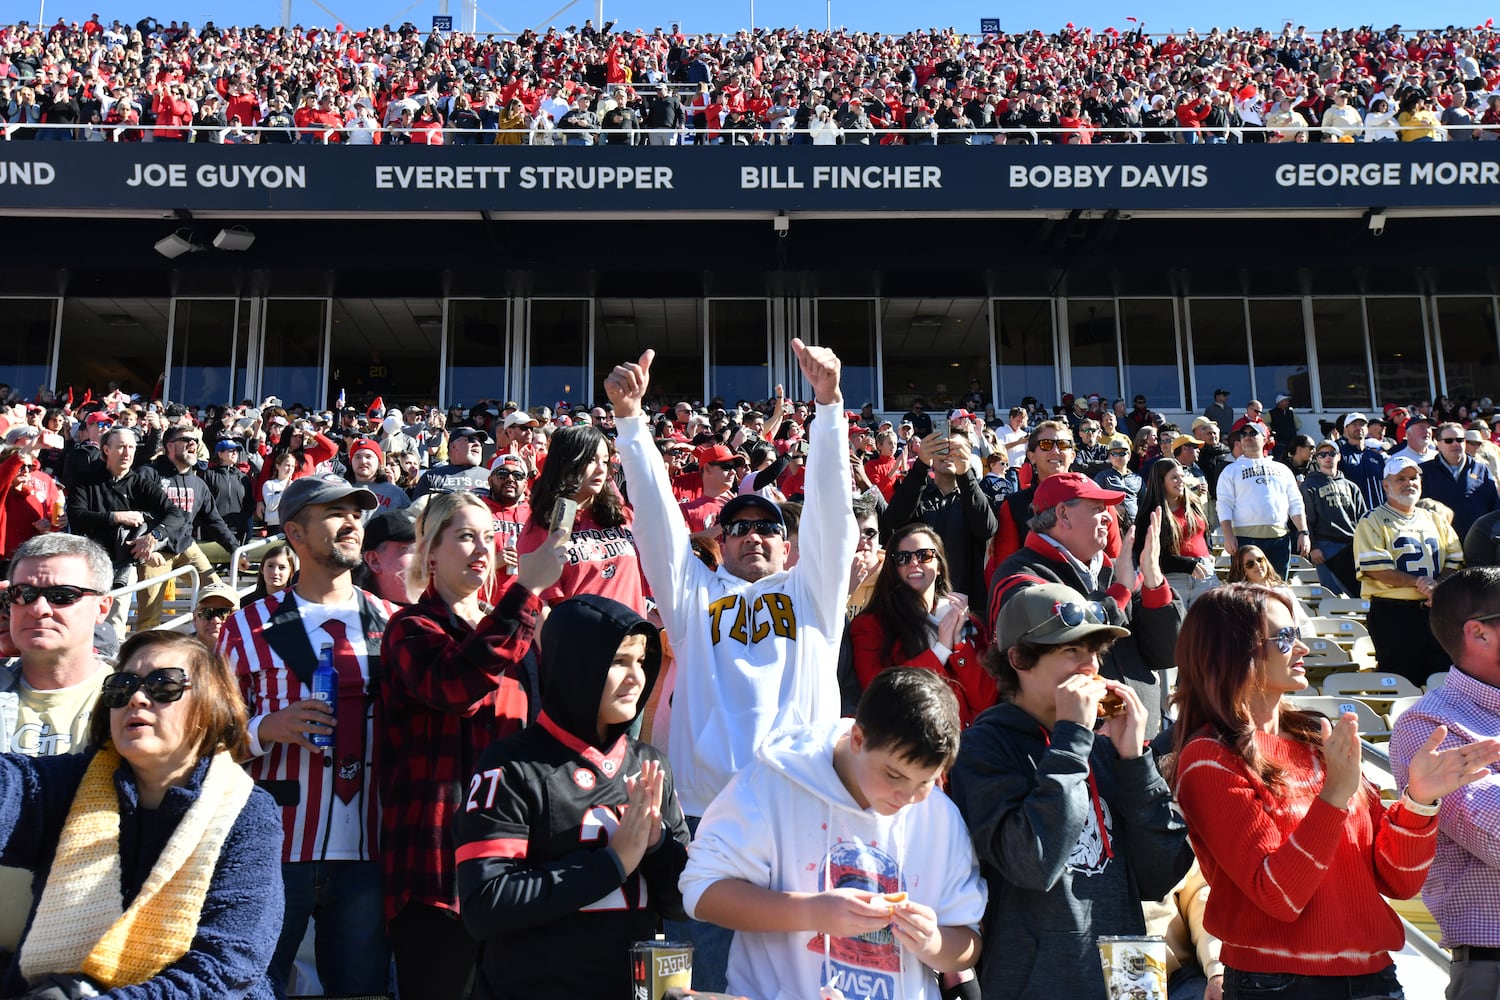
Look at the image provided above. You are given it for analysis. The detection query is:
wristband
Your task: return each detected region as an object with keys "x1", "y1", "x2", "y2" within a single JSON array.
[{"x1": 1400, "y1": 788, "x2": 1441, "y2": 815}]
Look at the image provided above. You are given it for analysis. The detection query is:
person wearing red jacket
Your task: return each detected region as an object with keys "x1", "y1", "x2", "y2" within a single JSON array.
[
  {"x1": 848, "y1": 523, "x2": 995, "y2": 726},
  {"x1": 151, "y1": 82, "x2": 192, "y2": 140},
  {"x1": 0, "y1": 445, "x2": 61, "y2": 563}
]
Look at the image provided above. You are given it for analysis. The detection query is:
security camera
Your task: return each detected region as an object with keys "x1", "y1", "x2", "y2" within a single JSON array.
[{"x1": 1367, "y1": 212, "x2": 1387, "y2": 236}]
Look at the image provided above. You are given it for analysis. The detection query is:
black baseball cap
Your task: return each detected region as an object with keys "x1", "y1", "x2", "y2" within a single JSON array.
[
  {"x1": 718, "y1": 494, "x2": 784, "y2": 527},
  {"x1": 449, "y1": 426, "x2": 492, "y2": 444},
  {"x1": 278, "y1": 472, "x2": 377, "y2": 524},
  {"x1": 362, "y1": 509, "x2": 416, "y2": 552}
]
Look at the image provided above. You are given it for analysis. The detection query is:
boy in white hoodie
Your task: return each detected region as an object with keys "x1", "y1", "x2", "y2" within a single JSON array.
[{"x1": 680, "y1": 669, "x2": 986, "y2": 1000}]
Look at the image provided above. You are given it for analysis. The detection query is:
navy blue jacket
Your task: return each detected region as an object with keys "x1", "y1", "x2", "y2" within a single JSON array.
[
  {"x1": 0, "y1": 750, "x2": 283, "y2": 999},
  {"x1": 1420, "y1": 454, "x2": 1500, "y2": 538},
  {"x1": 1339, "y1": 439, "x2": 1387, "y2": 510}
]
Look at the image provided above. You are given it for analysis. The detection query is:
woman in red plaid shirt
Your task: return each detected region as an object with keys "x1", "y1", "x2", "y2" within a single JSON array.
[{"x1": 379, "y1": 492, "x2": 569, "y2": 1000}]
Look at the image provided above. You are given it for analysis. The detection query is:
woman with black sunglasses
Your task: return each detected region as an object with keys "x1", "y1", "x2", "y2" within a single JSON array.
[
  {"x1": 848, "y1": 523, "x2": 995, "y2": 726},
  {"x1": 1170, "y1": 585, "x2": 1500, "y2": 1000},
  {"x1": 0, "y1": 629, "x2": 282, "y2": 998}
]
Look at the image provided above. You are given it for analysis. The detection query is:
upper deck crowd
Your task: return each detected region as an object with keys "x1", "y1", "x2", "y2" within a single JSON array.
[{"x1": 4, "y1": 16, "x2": 1500, "y2": 142}]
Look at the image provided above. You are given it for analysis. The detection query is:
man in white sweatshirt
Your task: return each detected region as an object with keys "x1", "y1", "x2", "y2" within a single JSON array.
[
  {"x1": 605, "y1": 338, "x2": 856, "y2": 991},
  {"x1": 1216, "y1": 424, "x2": 1309, "y2": 580}
]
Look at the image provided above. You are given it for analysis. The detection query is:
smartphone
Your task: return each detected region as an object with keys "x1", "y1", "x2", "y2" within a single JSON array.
[
  {"x1": 931, "y1": 415, "x2": 950, "y2": 440},
  {"x1": 549, "y1": 497, "x2": 578, "y2": 536}
]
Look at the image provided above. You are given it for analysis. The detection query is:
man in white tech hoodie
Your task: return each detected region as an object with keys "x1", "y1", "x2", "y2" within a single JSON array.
[{"x1": 606, "y1": 337, "x2": 856, "y2": 991}]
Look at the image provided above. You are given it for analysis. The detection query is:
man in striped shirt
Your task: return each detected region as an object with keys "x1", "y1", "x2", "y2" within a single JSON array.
[
  {"x1": 1393, "y1": 567, "x2": 1500, "y2": 998},
  {"x1": 218, "y1": 472, "x2": 397, "y2": 996}
]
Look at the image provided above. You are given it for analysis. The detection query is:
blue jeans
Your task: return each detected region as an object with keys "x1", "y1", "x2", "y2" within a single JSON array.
[
  {"x1": 1225, "y1": 963, "x2": 1402, "y2": 999},
  {"x1": 270, "y1": 860, "x2": 391, "y2": 997},
  {"x1": 1247, "y1": 532, "x2": 1292, "y2": 581},
  {"x1": 1312, "y1": 540, "x2": 1350, "y2": 596},
  {"x1": 663, "y1": 815, "x2": 733, "y2": 992}
]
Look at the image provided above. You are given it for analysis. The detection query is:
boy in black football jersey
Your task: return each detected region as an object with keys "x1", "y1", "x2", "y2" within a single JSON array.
[{"x1": 454, "y1": 593, "x2": 691, "y2": 1000}]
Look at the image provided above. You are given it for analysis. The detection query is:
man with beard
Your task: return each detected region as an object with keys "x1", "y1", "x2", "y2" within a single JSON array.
[{"x1": 216, "y1": 472, "x2": 398, "y2": 997}]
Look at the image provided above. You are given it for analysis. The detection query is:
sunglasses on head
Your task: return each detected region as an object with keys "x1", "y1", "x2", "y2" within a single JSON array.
[
  {"x1": 1035, "y1": 439, "x2": 1075, "y2": 452},
  {"x1": 722, "y1": 518, "x2": 785, "y2": 539},
  {"x1": 1022, "y1": 600, "x2": 1109, "y2": 641},
  {"x1": 2, "y1": 584, "x2": 103, "y2": 609},
  {"x1": 891, "y1": 547, "x2": 938, "y2": 566},
  {"x1": 1263, "y1": 625, "x2": 1303, "y2": 655},
  {"x1": 100, "y1": 668, "x2": 191, "y2": 709}
]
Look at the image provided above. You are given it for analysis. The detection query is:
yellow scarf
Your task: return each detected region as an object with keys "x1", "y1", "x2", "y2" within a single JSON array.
[{"x1": 18, "y1": 745, "x2": 253, "y2": 988}]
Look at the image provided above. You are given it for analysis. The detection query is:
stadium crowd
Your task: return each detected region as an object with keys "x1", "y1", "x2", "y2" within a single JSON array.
[
  {"x1": 5, "y1": 350, "x2": 1500, "y2": 1000},
  {"x1": 5, "y1": 17, "x2": 1500, "y2": 142}
]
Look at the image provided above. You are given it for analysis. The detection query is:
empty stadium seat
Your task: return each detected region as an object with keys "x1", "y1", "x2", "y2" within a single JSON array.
[
  {"x1": 1426, "y1": 671, "x2": 1449, "y2": 690},
  {"x1": 1285, "y1": 695, "x2": 1392, "y2": 741},
  {"x1": 1318, "y1": 597, "x2": 1370, "y2": 617}
]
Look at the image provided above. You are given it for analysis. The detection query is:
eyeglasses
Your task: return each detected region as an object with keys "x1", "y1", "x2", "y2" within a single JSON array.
[
  {"x1": 891, "y1": 548, "x2": 938, "y2": 566},
  {"x1": 1034, "y1": 439, "x2": 1075, "y2": 452},
  {"x1": 1021, "y1": 600, "x2": 1108, "y2": 641},
  {"x1": 195, "y1": 606, "x2": 234, "y2": 621},
  {"x1": 490, "y1": 469, "x2": 526, "y2": 481},
  {"x1": 100, "y1": 667, "x2": 192, "y2": 710},
  {"x1": 1439, "y1": 437, "x2": 1464, "y2": 445},
  {"x1": 1262, "y1": 625, "x2": 1303, "y2": 655},
  {"x1": 1, "y1": 584, "x2": 104, "y2": 609},
  {"x1": 722, "y1": 518, "x2": 786, "y2": 539}
]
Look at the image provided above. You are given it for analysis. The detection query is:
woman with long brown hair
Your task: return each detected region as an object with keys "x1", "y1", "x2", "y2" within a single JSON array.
[
  {"x1": 1134, "y1": 458, "x2": 1215, "y2": 606},
  {"x1": 1170, "y1": 584, "x2": 1499, "y2": 1000},
  {"x1": 848, "y1": 523, "x2": 994, "y2": 726}
]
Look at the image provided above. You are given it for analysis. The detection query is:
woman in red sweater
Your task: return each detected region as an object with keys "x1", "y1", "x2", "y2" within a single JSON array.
[
  {"x1": 849, "y1": 523, "x2": 994, "y2": 726},
  {"x1": 1171, "y1": 584, "x2": 1500, "y2": 999}
]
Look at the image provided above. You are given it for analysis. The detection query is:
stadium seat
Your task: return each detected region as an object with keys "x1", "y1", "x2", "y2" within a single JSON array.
[
  {"x1": 1350, "y1": 636, "x2": 1378, "y2": 671},
  {"x1": 1321, "y1": 672, "x2": 1422, "y2": 699},
  {"x1": 1285, "y1": 695, "x2": 1392, "y2": 741},
  {"x1": 1306, "y1": 616, "x2": 1370, "y2": 643},
  {"x1": 1426, "y1": 671, "x2": 1449, "y2": 690},
  {"x1": 1384, "y1": 695, "x2": 1424, "y2": 729},
  {"x1": 1317, "y1": 597, "x2": 1370, "y2": 618}
]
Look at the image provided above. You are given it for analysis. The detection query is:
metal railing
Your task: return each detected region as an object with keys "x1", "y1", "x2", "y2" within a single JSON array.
[
  {"x1": 229, "y1": 533, "x2": 285, "y2": 591},
  {"x1": 0, "y1": 120, "x2": 1483, "y2": 143},
  {"x1": 107, "y1": 562, "x2": 201, "y2": 620}
]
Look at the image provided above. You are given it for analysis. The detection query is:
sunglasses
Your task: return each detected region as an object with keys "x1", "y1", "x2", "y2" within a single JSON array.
[
  {"x1": 711, "y1": 462, "x2": 739, "y2": 471},
  {"x1": 858, "y1": 526, "x2": 879, "y2": 540},
  {"x1": 1022, "y1": 600, "x2": 1109, "y2": 641},
  {"x1": 891, "y1": 548, "x2": 938, "y2": 566},
  {"x1": 1314, "y1": 450, "x2": 1338, "y2": 459},
  {"x1": 2, "y1": 584, "x2": 103, "y2": 608},
  {"x1": 100, "y1": 668, "x2": 192, "y2": 709},
  {"x1": 1034, "y1": 439, "x2": 1075, "y2": 452},
  {"x1": 1108, "y1": 449, "x2": 1130, "y2": 457},
  {"x1": 195, "y1": 606, "x2": 234, "y2": 621},
  {"x1": 490, "y1": 469, "x2": 526, "y2": 481},
  {"x1": 722, "y1": 518, "x2": 786, "y2": 539},
  {"x1": 1263, "y1": 625, "x2": 1303, "y2": 655},
  {"x1": 1439, "y1": 437, "x2": 1464, "y2": 444}
]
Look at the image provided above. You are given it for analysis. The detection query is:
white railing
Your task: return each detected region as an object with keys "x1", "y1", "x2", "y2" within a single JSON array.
[
  {"x1": 107, "y1": 562, "x2": 201, "y2": 622},
  {"x1": 0, "y1": 120, "x2": 1482, "y2": 143},
  {"x1": 229, "y1": 533, "x2": 285, "y2": 591}
]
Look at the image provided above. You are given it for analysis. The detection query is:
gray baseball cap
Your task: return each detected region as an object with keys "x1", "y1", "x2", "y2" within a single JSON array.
[
  {"x1": 998, "y1": 582, "x2": 1130, "y2": 647},
  {"x1": 278, "y1": 472, "x2": 377, "y2": 525}
]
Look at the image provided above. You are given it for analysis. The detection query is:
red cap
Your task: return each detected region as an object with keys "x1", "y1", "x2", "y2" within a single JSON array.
[
  {"x1": 1034, "y1": 472, "x2": 1125, "y2": 509},
  {"x1": 85, "y1": 411, "x2": 113, "y2": 425},
  {"x1": 695, "y1": 443, "x2": 736, "y2": 465},
  {"x1": 349, "y1": 437, "x2": 383, "y2": 462}
]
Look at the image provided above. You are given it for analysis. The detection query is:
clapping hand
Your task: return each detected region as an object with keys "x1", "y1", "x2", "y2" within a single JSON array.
[{"x1": 1405, "y1": 725, "x2": 1500, "y2": 806}]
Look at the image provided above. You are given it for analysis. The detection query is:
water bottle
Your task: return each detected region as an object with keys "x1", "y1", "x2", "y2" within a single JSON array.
[{"x1": 311, "y1": 644, "x2": 337, "y2": 751}]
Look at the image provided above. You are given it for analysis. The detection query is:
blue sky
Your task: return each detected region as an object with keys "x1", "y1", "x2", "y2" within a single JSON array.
[{"x1": 34, "y1": 0, "x2": 1492, "y2": 38}]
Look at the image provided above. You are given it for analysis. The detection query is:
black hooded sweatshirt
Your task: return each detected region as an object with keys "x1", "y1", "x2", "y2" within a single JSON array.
[{"x1": 454, "y1": 594, "x2": 691, "y2": 1000}]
